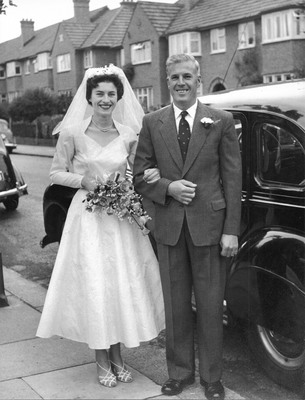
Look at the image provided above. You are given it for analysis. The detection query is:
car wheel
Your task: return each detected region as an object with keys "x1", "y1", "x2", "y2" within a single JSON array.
[
  {"x1": 246, "y1": 323, "x2": 305, "y2": 390},
  {"x1": 3, "y1": 196, "x2": 19, "y2": 211}
]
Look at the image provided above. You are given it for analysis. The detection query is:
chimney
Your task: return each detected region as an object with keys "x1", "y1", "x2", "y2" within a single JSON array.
[
  {"x1": 73, "y1": 0, "x2": 90, "y2": 23},
  {"x1": 20, "y1": 19, "x2": 34, "y2": 45},
  {"x1": 180, "y1": 0, "x2": 199, "y2": 12}
]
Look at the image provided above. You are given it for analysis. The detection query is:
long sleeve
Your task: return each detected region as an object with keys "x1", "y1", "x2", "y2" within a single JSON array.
[{"x1": 50, "y1": 130, "x2": 84, "y2": 188}]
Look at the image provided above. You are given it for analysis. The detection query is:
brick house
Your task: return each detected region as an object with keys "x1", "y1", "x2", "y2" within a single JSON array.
[
  {"x1": 167, "y1": 0, "x2": 305, "y2": 93},
  {"x1": 0, "y1": 0, "x2": 136, "y2": 103},
  {"x1": 122, "y1": 1, "x2": 181, "y2": 111},
  {"x1": 0, "y1": 0, "x2": 304, "y2": 110}
]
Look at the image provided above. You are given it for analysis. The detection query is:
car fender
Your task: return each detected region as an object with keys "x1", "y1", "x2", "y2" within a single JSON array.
[
  {"x1": 41, "y1": 184, "x2": 77, "y2": 248},
  {"x1": 226, "y1": 227, "x2": 305, "y2": 343}
]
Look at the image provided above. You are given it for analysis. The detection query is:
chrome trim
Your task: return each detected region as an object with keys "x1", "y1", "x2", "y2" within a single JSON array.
[
  {"x1": 249, "y1": 197, "x2": 305, "y2": 209},
  {"x1": 17, "y1": 183, "x2": 28, "y2": 194},
  {"x1": 0, "y1": 188, "x2": 18, "y2": 199}
]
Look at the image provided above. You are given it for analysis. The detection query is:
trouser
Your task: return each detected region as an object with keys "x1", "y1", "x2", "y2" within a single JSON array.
[{"x1": 157, "y1": 221, "x2": 226, "y2": 383}]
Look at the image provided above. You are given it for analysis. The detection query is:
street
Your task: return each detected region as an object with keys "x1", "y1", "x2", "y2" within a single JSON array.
[{"x1": 0, "y1": 151, "x2": 303, "y2": 400}]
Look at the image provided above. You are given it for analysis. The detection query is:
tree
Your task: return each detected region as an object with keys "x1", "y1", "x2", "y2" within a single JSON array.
[
  {"x1": 235, "y1": 48, "x2": 263, "y2": 87},
  {"x1": 0, "y1": 103, "x2": 9, "y2": 121},
  {"x1": 0, "y1": 0, "x2": 17, "y2": 15},
  {"x1": 123, "y1": 63, "x2": 135, "y2": 83},
  {"x1": 8, "y1": 88, "x2": 58, "y2": 122}
]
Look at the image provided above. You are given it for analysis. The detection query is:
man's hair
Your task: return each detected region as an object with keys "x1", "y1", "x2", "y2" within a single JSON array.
[
  {"x1": 86, "y1": 74, "x2": 124, "y2": 104},
  {"x1": 166, "y1": 54, "x2": 200, "y2": 76}
]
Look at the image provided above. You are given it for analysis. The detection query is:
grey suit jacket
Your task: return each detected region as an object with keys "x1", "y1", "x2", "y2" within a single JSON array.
[{"x1": 133, "y1": 101, "x2": 242, "y2": 246}]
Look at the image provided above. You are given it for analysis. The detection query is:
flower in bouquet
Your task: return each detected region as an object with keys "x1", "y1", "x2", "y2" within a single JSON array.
[{"x1": 83, "y1": 171, "x2": 151, "y2": 234}]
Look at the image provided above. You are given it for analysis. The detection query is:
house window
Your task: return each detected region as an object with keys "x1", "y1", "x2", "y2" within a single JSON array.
[
  {"x1": 59, "y1": 34, "x2": 64, "y2": 42},
  {"x1": 263, "y1": 73, "x2": 294, "y2": 83},
  {"x1": 84, "y1": 50, "x2": 93, "y2": 68},
  {"x1": 34, "y1": 52, "x2": 51, "y2": 72},
  {"x1": 58, "y1": 89, "x2": 72, "y2": 96},
  {"x1": 262, "y1": 9, "x2": 305, "y2": 43},
  {"x1": 6, "y1": 62, "x2": 21, "y2": 77},
  {"x1": 294, "y1": 9, "x2": 305, "y2": 35},
  {"x1": 57, "y1": 53, "x2": 71, "y2": 72},
  {"x1": 1, "y1": 94, "x2": 6, "y2": 103},
  {"x1": 238, "y1": 22, "x2": 256, "y2": 49},
  {"x1": 0, "y1": 67, "x2": 5, "y2": 79},
  {"x1": 24, "y1": 60, "x2": 31, "y2": 74},
  {"x1": 169, "y1": 32, "x2": 201, "y2": 56},
  {"x1": 134, "y1": 87, "x2": 153, "y2": 113},
  {"x1": 7, "y1": 91, "x2": 20, "y2": 102},
  {"x1": 210, "y1": 28, "x2": 226, "y2": 53},
  {"x1": 131, "y1": 41, "x2": 151, "y2": 65}
]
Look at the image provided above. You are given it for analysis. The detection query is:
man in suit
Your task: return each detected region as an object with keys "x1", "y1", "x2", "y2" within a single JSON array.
[{"x1": 133, "y1": 54, "x2": 242, "y2": 400}]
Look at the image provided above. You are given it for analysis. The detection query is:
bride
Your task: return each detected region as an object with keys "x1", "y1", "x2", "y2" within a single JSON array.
[{"x1": 36, "y1": 65, "x2": 165, "y2": 388}]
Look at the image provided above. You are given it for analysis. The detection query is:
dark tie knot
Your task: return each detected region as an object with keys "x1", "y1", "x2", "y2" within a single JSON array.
[{"x1": 180, "y1": 110, "x2": 188, "y2": 119}]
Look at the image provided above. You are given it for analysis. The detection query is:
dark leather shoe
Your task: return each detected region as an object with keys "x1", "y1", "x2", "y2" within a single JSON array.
[
  {"x1": 200, "y1": 379, "x2": 225, "y2": 400},
  {"x1": 161, "y1": 375, "x2": 195, "y2": 396}
]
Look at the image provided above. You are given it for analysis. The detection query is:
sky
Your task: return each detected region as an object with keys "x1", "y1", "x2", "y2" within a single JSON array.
[{"x1": 0, "y1": 0, "x2": 177, "y2": 44}]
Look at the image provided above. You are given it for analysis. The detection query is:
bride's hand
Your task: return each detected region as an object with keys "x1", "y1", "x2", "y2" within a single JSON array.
[
  {"x1": 144, "y1": 168, "x2": 160, "y2": 184},
  {"x1": 81, "y1": 176, "x2": 96, "y2": 191}
]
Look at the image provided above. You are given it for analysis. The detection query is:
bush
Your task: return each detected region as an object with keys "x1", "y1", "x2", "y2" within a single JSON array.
[{"x1": 8, "y1": 88, "x2": 58, "y2": 122}]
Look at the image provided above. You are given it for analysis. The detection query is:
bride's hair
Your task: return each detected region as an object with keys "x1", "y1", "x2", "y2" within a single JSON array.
[{"x1": 86, "y1": 74, "x2": 124, "y2": 104}]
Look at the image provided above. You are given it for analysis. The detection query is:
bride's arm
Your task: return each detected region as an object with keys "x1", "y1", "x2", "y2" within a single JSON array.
[{"x1": 50, "y1": 130, "x2": 84, "y2": 188}]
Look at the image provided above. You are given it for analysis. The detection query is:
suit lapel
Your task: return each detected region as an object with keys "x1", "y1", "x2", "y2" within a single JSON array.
[
  {"x1": 182, "y1": 102, "x2": 214, "y2": 176},
  {"x1": 159, "y1": 106, "x2": 184, "y2": 170}
]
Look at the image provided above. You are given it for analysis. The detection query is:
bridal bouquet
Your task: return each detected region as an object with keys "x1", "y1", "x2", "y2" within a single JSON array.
[{"x1": 83, "y1": 171, "x2": 150, "y2": 235}]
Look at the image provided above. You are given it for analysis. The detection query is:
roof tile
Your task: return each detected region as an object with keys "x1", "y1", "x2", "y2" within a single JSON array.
[
  {"x1": 138, "y1": 1, "x2": 182, "y2": 35},
  {"x1": 167, "y1": 0, "x2": 302, "y2": 34}
]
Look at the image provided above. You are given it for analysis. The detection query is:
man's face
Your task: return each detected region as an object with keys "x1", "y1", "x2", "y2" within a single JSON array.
[{"x1": 167, "y1": 61, "x2": 201, "y2": 110}]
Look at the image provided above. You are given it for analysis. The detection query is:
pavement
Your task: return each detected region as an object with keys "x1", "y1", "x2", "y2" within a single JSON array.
[
  {"x1": 1, "y1": 144, "x2": 246, "y2": 400},
  {"x1": 13, "y1": 144, "x2": 56, "y2": 158}
]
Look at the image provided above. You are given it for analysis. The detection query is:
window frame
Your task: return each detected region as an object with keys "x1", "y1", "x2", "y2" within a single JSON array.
[
  {"x1": 134, "y1": 87, "x2": 153, "y2": 113},
  {"x1": 6, "y1": 62, "x2": 22, "y2": 77},
  {"x1": 131, "y1": 41, "x2": 152, "y2": 65},
  {"x1": 57, "y1": 53, "x2": 71, "y2": 73},
  {"x1": 262, "y1": 9, "x2": 305, "y2": 43},
  {"x1": 169, "y1": 31, "x2": 201, "y2": 56},
  {"x1": 210, "y1": 28, "x2": 226, "y2": 54},
  {"x1": 84, "y1": 50, "x2": 93, "y2": 69},
  {"x1": 238, "y1": 22, "x2": 256, "y2": 49}
]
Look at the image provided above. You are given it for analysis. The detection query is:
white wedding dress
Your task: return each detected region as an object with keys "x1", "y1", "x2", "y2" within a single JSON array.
[{"x1": 37, "y1": 122, "x2": 165, "y2": 350}]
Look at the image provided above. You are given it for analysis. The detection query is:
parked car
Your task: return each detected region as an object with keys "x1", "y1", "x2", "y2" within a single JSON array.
[
  {"x1": 0, "y1": 134, "x2": 27, "y2": 210},
  {"x1": 0, "y1": 118, "x2": 17, "y2": 154},
  {"x1": 40, "y1": 79, "x2": 305, "y2": 392}
]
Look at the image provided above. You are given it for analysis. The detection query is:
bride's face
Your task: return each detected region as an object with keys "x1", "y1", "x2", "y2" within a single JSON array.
[{"x1": 89, "y1": 81, "x2": 118, "y2": 117}]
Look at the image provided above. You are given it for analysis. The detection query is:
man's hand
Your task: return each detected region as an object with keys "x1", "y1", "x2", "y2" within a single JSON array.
[
  {"x1": 220, "y1": 234, "x2": 238, "y2": 257},
  {"x1": 167, "y1": 180, "x2": 197, "y2": 205},
  {"x1": 143, "y1": 168, "x2": 160, "y2": 184}
]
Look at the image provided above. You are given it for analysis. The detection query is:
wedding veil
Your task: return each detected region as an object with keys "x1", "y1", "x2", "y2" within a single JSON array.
[{"x1": 52, "y1": 64, "x2": 145, "y2": 135}]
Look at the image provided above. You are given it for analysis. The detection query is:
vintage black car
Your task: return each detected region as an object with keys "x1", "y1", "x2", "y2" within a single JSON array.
[
  {"x1": 41, "y1": 79, "x2": 305, "y2": 391},
  {"x1": 0, "y1": 134, "x2": 27, "y2": 210},
  {"x1": 0, "y1": 118, "x2": 17, "y2": 154}
]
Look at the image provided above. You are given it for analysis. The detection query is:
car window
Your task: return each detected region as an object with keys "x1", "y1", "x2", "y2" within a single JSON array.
[
  {"x1": 257, "y1": 122, "x2": 305, "y2": 187},
  {"x1": 234, "y1": 118, "x2": 243, "y2": 152}
]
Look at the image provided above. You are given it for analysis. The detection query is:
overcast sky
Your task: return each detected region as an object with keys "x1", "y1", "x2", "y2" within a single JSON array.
[{"x1": 0, "y1": 0, "x2": 177, "y2": 43}]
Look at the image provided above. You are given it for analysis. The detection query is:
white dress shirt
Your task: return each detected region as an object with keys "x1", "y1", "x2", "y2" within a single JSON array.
[{"x1": 173, "y1": 100, "x2": 198, "y2": 133}]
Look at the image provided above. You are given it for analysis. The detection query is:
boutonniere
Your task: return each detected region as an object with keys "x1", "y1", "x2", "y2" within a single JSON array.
[{"x1": 201, "y1": 117, "x2": 220, "y2": 129}]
